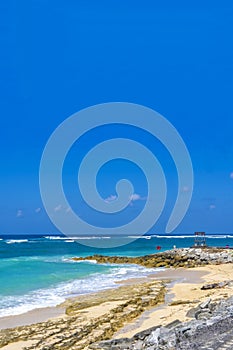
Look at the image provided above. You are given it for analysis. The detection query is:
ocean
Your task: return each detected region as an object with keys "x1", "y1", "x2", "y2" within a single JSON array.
[{"x1": 0, "y1": 234, "x2": 232, "y2": 318}]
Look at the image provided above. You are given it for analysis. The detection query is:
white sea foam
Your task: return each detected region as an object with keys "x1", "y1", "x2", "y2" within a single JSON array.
[
  {"x1": 127, "y1": 235, "x2": 151, "y2": 239},
  {"x1": 44, "y1": 235, "x2": 112, "y2": 240},
  {"x1": 150, "y1": 234, "x2": 232, "y2": 239},
  {"x1": 69, "y1": 259, "x2": 98, "y2": 264},
  {"x1": 206, "y1": 235, "x2": 228, "y2": 239},
  {"x1": 5, "y1": 239, "x2": 29, "y2": 244},
  {"x1": 0, "y1": 264, "x2": 164, "y2": 318},
  {"x1": 150, "y1": 235, "x2": 194, "y2": 239},
  {"x1": 44, "y1": 236, "x2": 67, "y2": 240},
  {"x1": 72, "y1": 236, "x2": 111, "y2": 240}
]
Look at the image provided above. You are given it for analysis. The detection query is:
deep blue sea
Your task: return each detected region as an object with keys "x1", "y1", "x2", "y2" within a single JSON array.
[{"x1": 0, "y1": 234, "x2": 232, "y2": 317}]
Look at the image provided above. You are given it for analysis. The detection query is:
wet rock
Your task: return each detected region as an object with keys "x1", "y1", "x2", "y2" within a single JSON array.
[{"x1": 72, "y1": 248, "x2": 233, "y2": 269}]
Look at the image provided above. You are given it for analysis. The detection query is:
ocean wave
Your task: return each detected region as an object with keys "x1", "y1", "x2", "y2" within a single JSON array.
[
  {"x1": 127, "y1": 235, "x2": 151, "y2": 239},
  {"x1": 0, "y1": 265, "x2": 163, "y2": 318},
  {"x1": 150, "y1": 235, "x2": 192, "y2": 239},
  {"x1": 150, "y1": 234, "x2": 232, "y2": 239},
  {"x1": 44, "y1": 236, "x2": 67, "y2": 240},
  {"x1": 5, "y1": 239, "x2": 29, "y2": 244},
  {"x1": 44, "y1": 235, "x2": 112, "y2": 240},
  {"x1": 73, "y1": 237, "x2": 99, "y2": 240},
  {"x1": 205, "y1": 235, "x2": 228, "y2": 239},
  {"x1": 62, "y1": 258, "x2": 98, "y2": 264}
]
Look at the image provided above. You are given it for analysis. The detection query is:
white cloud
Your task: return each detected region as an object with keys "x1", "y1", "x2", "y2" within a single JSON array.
[
  {"x1": 105, "y1": 195, "x2": 117, "y2": 203},
  {"x1": 129, "y1": 193, "x2": 141, "y2": 201},
  {"x1": 54, "y1": 204, "x2": 62, "y2": 212},
  {"x1": 230, "y1": 172, "x2": 233, "y2": 179},
  {"x1": 16, "y1": 209, "x2": 23, "y2": 217},
  {"x1": 105, "y1": 193, "x2": 146, "y2": 205},
  {"x1": 35, "y1": 207, "x2": 41, "y2": 213},
  {"x1": 128, "y1": 193, "x2": 147, "y2": 206},
  {"x1": 209, "y1": 204, "x2": 216, "y2": 210}
]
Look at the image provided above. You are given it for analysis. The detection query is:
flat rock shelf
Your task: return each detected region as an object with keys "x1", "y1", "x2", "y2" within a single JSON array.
[{"x1": 0, "y1": 281, "x2": 166, "y2": 350}]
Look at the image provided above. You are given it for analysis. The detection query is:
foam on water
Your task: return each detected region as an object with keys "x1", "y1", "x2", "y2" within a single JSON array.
[
  {"x1": 5, "y1": 239, "x2": 29, "y2": 244},
  {"x1": 44, "y1": 235, "x2": 112, "y2": 240},
  {"x1": 127, "y1": 236, "x2": 151, "y2": 239},
  {"x1": 0, "y1": 233, "x2": 232, "y2": 318},
  {"x1": 0, "y1": 264, "x2": 163, "y2": 317},
  {"x1": 44, "y1": 236, "x2": 67, "y2": 240}
]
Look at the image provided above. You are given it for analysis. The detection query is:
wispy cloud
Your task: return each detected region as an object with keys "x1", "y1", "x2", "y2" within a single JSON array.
[
  {"x1": 16, "y1": 209, "x2": 23, "y2": 218},
  {"x1": 54, "y1": 204, "x2": 62, "y2": 212},
  {"x1": 35, "y1": 207, "x2": 41, "y2": 213},
  {"x1": 230, "y1": 172, "x2": 233, "y2": 179},
  {"x1": 105, "y1": 193, "x2": 146, "y2": 205},
  {"x1": 129, "y1": 193, "x2": 147, "y2": 206},
  {"x1": 66, "y1": 207, "x2": 71, "y2": 213},
  {"x1": 129, "y1": 193, "x2": 141, "y2": 201},
  {"x1": 209, "y1": 204, "x2": 216, "y2": 210},
  {"x1": 105, "y1": 195, "x2": 117, "y2": 203}
]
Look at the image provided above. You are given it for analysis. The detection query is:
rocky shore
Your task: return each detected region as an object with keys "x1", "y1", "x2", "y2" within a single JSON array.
[
  {"x1": 1, "y1": 249, "x2": 233, "y2": 350},
  {"x1": 92, "y1": 296, "x2": 233, "y2": 350},
  {"x1": 0, "y1": 281, "x2": 166, "y2": 350},
  {"x1": 72, "y1": 247, "x2": 233, "y2": 268}
]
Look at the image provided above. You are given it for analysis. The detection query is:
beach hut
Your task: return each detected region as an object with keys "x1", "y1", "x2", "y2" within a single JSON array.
[{"x1": 194, "y1": 232, "x2": 206, "y2": 247}]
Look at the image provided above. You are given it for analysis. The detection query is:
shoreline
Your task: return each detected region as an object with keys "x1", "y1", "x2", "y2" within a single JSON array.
[
  {"x1": 0, "y1": 306, "x2": 66, "y2": 331},
  {"x1": 1, "y1": 249, "x2": 233, "y2": 349},
  {"x1": 0, "y1": 246, "x2": 231, "y2": 327},
  {"x1": 0, "y1": 266, "x2": 207, "y2": 331},
  {"x1": 0, "y1": 278, "x2": 166, "y2": 350}
]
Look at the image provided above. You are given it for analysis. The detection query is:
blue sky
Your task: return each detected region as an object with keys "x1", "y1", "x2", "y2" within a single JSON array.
[{"x1": 0, "y1": 0, "x2": 233, "y2": 234}]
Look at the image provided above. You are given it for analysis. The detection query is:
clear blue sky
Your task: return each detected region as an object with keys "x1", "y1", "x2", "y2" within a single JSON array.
[{"x1": 0, "y1": 0, "x2": 233, "y2": 234}]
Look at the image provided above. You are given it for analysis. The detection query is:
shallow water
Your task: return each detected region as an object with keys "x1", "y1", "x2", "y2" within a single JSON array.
[{"x1": 0, "y1": 234, "x2": 232, "y2": 316}]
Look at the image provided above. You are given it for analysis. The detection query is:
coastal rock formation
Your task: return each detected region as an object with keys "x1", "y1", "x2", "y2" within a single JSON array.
[
  {"x1": 0, "y1": 281, "x2": 165, "y2": 350},
  {"x1": 201, "y1": 280, "x2": 233, "y2": 290},
  {"x1": 72, "y1": 248, "x2": 233, "y2": 268},
  {"x1": 1, "y1": 250, "x2": 233, "y2": 350},
  {"x1": 92, "y1": 296, "x2": 233, "y2": 349}
]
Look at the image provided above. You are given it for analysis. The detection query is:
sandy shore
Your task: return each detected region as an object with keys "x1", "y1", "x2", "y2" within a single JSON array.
[
  {"x1": 1, "y1": 263, "x2": 233, "y2": 349},
  {"x1": 0, "y1": 306, "x2": 65, "y2": 331},
  {"x1": 115, "y1": 263, "x2": 233, "y2": 339},
  {"x1": 0, "y1": 267, "x2": 205, "y2": 331}
]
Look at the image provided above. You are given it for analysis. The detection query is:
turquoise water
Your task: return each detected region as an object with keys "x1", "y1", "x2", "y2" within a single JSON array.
[{"x1": 0, "y1": 234, "x2": 232, "y2": 317}]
